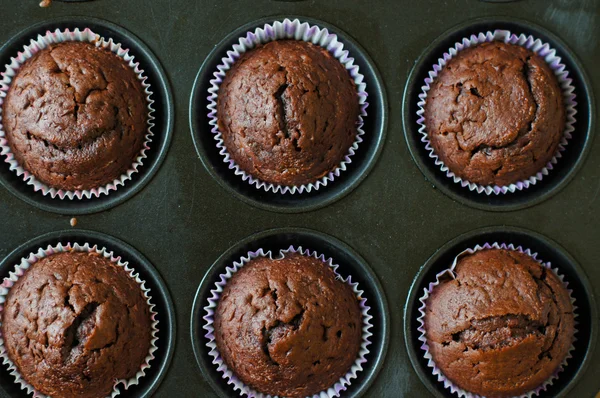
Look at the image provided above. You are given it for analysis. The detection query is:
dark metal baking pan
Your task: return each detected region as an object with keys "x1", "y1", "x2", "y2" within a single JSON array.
[
  {"x1": 0, "y1": 16, "x2": 174, "y2": 215},
  {"x1": 190, "y1": 16, "x2": 388, "y2": 213},
  {"x1": 0, "y1": 229, "x2": 176, "y2": 398},
  {"x1": 402, "y1": 17, "x2": 594, "y2": 212},
  {"x1": 404, "y1": 226, "x2": 597, "y2": 398},
  {"x1": 190, "y1": 227, "x2": 390, "y2": 397},
  {"x1": 0, "y1": 1, "x2": 599, "y2": 397}
]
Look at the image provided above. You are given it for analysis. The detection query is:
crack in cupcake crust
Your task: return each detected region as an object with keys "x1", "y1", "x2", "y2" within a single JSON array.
[
  {"x1": 213, "y1": 253, "x2": 363, "y2": 398},
  {"x1": 2, "y1": 41, "x2": 148, "y2": 191},
  {"x1": 424, "y1": 41, "x2": 565, "y2": 187},
  {"x1": 424, "y1": 248, "x2": 575, "y2": 397},
  {"x1": 0, "y1": 251, "x2": 153, "y2": 398},
  {"x1": 216, "y1": 40, "x2": 359, "y2": 187}
]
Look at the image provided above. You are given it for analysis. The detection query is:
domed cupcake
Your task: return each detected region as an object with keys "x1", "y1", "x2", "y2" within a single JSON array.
[
  {"x1": 217, "y1": 40, "x2": 360, "y2": 187},
  {"x1": 424, "y1": 41, "x2": 565, "y2": 187},
  {"x1": 1, "y1": 251, "x2": 152, "y2": 398},
  {"x1": 213, "y1": 252, "x2": 363, "y2": 397},
  {"x1": 423, "y1": 248, "x2": 574, "y2": 397},
  {"x1": 2, "y1": 41, "x2": 147, "y2": 192}
]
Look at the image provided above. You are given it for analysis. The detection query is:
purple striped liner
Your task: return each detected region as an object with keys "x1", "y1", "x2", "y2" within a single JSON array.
[
  {"x1": 0, "y1": 28, "x2": 155, "y2": 200},
  {"x1": 0, "y1": 242, "x2": 159, "y2": 398},
  {"x1": 417, "y1": 242, "x2": 578, "y2": 398},
  {"x1": 207, "y1": 18, "x2": 368, "y2": 194},
  {"x1": 203, "y1": 245, "x2": 373, "y2": 397},
  {"x1": 416, "y1": 30, "x2": 577, "y2": 195}
]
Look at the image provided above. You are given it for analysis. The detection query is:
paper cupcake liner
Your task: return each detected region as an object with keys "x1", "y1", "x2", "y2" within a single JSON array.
[
  {"x1": 417, "y1": 242, "x2": 578, "y2": 398},
  {"x1": 207, "y1": 18, "x2": 368, "y2": 194},
  {"x1": 203, "y1": 245, "x2": 373, "y2": 397},
  {"x1": 0, "y1": 28, "x2": 155, "y2": 200},
  {"x1": 0, "y1": 242, "x2": 160, "y2": 398},
  {"x1": 416, "y1": 30, "x2": 577, "y2": 195}
]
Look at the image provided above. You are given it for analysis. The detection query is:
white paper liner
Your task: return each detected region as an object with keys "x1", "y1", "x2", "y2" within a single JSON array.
[
  {"x1": 417, "y1": 242, "x2": 578, "y2": 398},
  {"x1": 207, "y1": 18, "x2": 368, "y2": 194},
  {"x1": 0, "y1": 28, "x2": 155, "y2": 200},
  {"x1": 0, "y1": 242, "x2": 160, "y2": 398},
  {"x1": 416, "y1": 30, "x2": 577, "y2": 195},
  {"x1": 203, "y1": 245, "x2": 373, "y2": 397}
]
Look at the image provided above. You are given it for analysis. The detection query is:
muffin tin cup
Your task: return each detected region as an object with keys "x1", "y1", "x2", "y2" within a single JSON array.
[
  {"x1": 416, "y1": 242, "x2": 577, "y2": 398},
  {"x1": 202, "y1": 245, "x2": 373, "y2": 398},
  {"x1": 191, "y1": 228, "x2": 389, "y2": 397},
  {"x1": 403, "y1": 17, "x2": 594, "y2": 211},
  {"x1": 0, "y1": 17, "x2": 174, "y2": 215},
  {"x1": 416, "y1": 29, "x2": 577, "y2": 196},
  {"x1": 207, "y1": 18, "x2": 368, "y2": 195},
  {"x1": 0, "y1": 230, "x2": 176, "y2": 398},
  {"x1": 0, "y1": 27, "x2": 155, "y2": 200},
  {"x1": 191, "y1": 15, "x2": 387, "y2": 213},
  {"x1": 404, "y1": 226, "x2": 597, "y2": 398},
  {"x1": 0, "y1": 241, "x2": 159, "y2": 398}
]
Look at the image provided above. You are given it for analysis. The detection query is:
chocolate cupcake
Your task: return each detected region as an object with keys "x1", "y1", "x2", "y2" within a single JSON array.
[
  {"x1": 1, "y1": 251, "x2": 153, "y2": 398},
  {"x1": 424, "y1": 41, "x2": 566, "y2": 187},
  {"x1": 2, "y1": 40, "x2": 148, "y2": 192},
  {"x1": 423, "y1": 248, "x2": 575, "y2": 397},
  {"x1": 213, "y1": 252, "x2": 363, "y2": 397},
  {"x1": 216, "y1": 39, "x2": 360, "y2": 187}
]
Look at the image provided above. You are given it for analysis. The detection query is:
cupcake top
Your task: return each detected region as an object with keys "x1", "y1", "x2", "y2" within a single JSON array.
[
  {"x1": 424, "y1": 41, "x2": 565, "y2": 187},
  {"x1": 214, "y1": 252, "x2": 363, "y2": 397},
  {"x1": 217, "y1": 40, "x2": 359, "y2": 187},
  {"x1": 2, "y1": 41, "x2": 148, "y2": 192},
  {"x1": 424, "y1": 249, "x2": 574, "y2": 397},
  {"x1": 1, "y1": 251, "x2": 152, "y2": 398}
]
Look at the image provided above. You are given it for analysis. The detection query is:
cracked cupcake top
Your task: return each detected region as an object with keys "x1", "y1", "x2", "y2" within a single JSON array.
[
  {"x1": 424, "y1": 249, "x2": 574, "y2": 397},
  {"x1": 217, "y1": 40, "x2": 359, "y2": 187},
  {"x1": 1, "y1": 251, "x2": 152, "y2": 398},
  {"x1": 2, "y1": 41, "x2": 147, "y2": 191},
  {"x1": 214, "y1": 253, "x2": 363, "y2": 397},
  {"x1": 424, "y1": 41, "x2": 565, "y2": 186}
]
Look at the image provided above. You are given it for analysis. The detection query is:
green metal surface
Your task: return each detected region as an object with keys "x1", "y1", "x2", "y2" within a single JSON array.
[{"x1": 0, "y1": 0, "x2": 598, "y2": 396}]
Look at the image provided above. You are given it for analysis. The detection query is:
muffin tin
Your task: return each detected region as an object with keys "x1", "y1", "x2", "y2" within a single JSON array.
[{"x1": 0, "y1": 1, "x2": 599, "y2": 397}]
